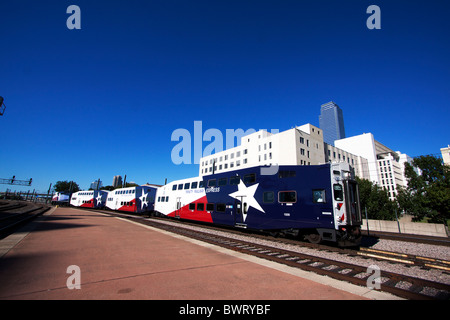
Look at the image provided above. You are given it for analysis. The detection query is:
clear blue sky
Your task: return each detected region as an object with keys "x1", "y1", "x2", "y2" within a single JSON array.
[{"x1": 1, "y1": 0, "x2": 449, "y2": 193}]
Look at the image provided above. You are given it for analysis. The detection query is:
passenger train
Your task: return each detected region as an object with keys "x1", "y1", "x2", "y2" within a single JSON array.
[
  {"x1": 105, "y1": 185, "x2": 158, "y2": 213},
  {"x1": 70, "y1": 190, "x2": 108, "y2": 208},
  {"x1": 154, "y1": 162, "x2": 362, "y2": 246},
  {"x1": 60, "y1": 162, "x2": 362, "y2": 246}
]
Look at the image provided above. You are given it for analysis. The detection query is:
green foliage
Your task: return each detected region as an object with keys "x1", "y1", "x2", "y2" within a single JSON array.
[
  {"x1": 100, "y1": 185, "x2": 115, "y2": 191},
  {"x1": 54, "y1": 180, "x2": 80, "y2": 193},
  {"x1": 356, "y1": 177, "x2": 398, "y2": 220},
  {"x1": 398, "y1": 155, "x2": 450, "y2": 225}
]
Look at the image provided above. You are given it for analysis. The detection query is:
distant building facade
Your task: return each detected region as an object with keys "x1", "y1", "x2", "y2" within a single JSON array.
[
  {"x1": 199, "y1": 123, "x2": 367, "y2": 180},
  {"x1": 113, "y1": 175, "x2": 122, "y2": 188},
  {"x1": 90, "y1": 179, "x2": 103, "y2": 190},
  {"x1": 334, "y1": 133, "x2": 417, "y2": 200},
  {"x1": 441, "y1": 145, "x2": 450, "y2": 165}
]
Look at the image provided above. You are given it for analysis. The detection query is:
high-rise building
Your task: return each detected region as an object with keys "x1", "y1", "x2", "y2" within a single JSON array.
[
  {"x1": 90, "y1": 179, "x2": 103, "y2": 190},
  {"x1": 113, "y1": 175, "x2": 122, "y2": 188},
  {"x1": 319, "y1": 101, "x2": 346, "y2": 146}
]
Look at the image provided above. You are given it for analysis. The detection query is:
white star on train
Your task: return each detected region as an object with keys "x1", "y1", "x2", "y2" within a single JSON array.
[
  {"x1": 96, "y1": 194, "x2": 103, "y2": 205},
  {"x1": 228, "y1": 180, "x2": 265, "y2": 222},
  {"x1": 139, "y1": 191, "x2": 148, "y2": 209}
]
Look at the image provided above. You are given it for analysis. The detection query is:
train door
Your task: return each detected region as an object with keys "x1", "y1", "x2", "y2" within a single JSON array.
[
  {"x1": 344, "y1": 180, "x2": 362, "y2": 226},
  {"x1": 233, "y1": 196, "x2": 248, "y2": 228},
  {"x1": 175, "y1": 197, "x2": 182, "y2": 218}
]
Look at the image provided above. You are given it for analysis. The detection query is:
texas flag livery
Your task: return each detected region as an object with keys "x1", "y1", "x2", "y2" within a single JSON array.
[
  {"x1": 105, "y1": 185, "x2": 158, "y2": 213},
  {"x1": 154, "y1": 163, "x2": 363, "y2": 247},
  {"x1": 70, "y1": 190, "x2": 108, "y2": 208}
]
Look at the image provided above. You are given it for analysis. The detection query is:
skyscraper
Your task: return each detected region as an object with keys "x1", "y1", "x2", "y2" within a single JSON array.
[
  {"x1": 319, "y1": 101, "x2": 346, "y2": 145},
  {"x1": 112, "y1": 175, "x2": 122, "y2": 188}
]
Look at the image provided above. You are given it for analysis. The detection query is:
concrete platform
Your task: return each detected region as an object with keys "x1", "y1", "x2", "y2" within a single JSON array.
[{"x1": 0, "y1": 207, "x2": 398, "y2": 300}]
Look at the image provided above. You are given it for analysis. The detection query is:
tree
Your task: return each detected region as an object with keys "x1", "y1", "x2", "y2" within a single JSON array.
[
  {"x1": 100, "y1": 185, "x2": 115, "y2": 191},
  {"x1": 54, "y1": 180, "x2": 80, "y2": 193},
  {"x1": 399, "y1": 155, "x2": 450, "y2": 225},
  {"x1": 356, "y1": 177, "x2": 397, "y2": 220}
]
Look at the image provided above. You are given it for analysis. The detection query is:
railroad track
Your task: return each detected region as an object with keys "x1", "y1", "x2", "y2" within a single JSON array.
[
  {"x1": 357, "y1": 248, "x2": 450, "y2": 272},
  {"x1": 101, "y1": 211, "x2": 449, "y2": 300},
  {"x1": 0, "y1": 201, "x2": 51, "y2": 239},
  {"x1": 142, "y1": 214, "x2": 450, "y2": 273}
]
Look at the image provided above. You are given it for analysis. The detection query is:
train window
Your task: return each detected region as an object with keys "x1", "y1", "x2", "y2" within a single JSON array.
[
  {"x1": 197, "y1": 203, "x2": 205, "y2": 211},
  {"x1": 243, "y1": 173, "x2": 256, "y2": 184},
  {"x1": 278, "y1": 191, "x2": 297, "y2": 203},
  {"x1": 207, "y1": 179, "x2": 216, "y2": 187},
  {"x1": 189, "y1": 203, "x2": 195, "y2": 211},
  {"x1": 279, "y1": 170, "x2": 296, "y2": 178},
  {"x1": 313, "y1": 190, "x2": 326, "y2": 203},
  {"x1": 184, "y1": 182, "x2": 190, "y2": 189},
  {"x1": 206, "y1": 203, "x2": 214, "y2": 211},
  {"x1": 199, "y1": 181, "x2": 205, "y2": 188},
  {"x1": 333, "y1": 184, "x2": 343, "y2": 201},
  {"x1": 216, "y1": 203, "x2": 226, "y2": 212},
  {"x1": 229, "y1": 176, "x2": 240, "y2": 185},
  {"x1": 218, "y1": 178, "x2": 227, "y2": 186},
  {"x1": 263, "y1": 191, "x2": 274, "y2": 203},
  {"x1": 172, "y1": 185, "x2": 177, "y2": 191},
  {"x1": 191, "y1": 181, "x2": 198, "y2": 189}
]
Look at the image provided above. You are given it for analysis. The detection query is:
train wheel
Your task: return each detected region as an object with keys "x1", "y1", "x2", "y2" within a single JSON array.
[{"x1": 305, "y1": 232, "x2": 322, "y2": 244}]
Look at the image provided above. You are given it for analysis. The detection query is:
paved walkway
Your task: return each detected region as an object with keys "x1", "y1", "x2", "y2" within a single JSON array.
[{"x1": 0, "y1": 207, "x2": 398, "y2": 300}]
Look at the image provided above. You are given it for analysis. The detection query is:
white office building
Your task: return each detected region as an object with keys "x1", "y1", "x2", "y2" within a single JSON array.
[
  {"x1": 441, "y1": 145, "x2": 450, "y2": 165},
  {"x1": 334, "y1": 133, "x2": 416, "y2": 199},
  {"x1": 199, "y1": 123, "x2": 367, "y2": 179}
]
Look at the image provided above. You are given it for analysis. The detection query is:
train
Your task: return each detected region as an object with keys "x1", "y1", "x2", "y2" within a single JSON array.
[
  {"x1": 58, "y1": 162, "x2": 362, "y2": 246},
  {"x1": 69, "y1": 190, "x2": 108, "y2": 208},
  {"x1": 105, "y1": 185, "x2": 158, "y2": 213},
  {"x1": 154, "y1": 162, "x2": 362, "y2": 246}
]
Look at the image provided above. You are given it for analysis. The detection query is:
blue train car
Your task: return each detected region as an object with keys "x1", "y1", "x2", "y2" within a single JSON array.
[{"x1": 155, "y1": 162, "x2": 362, "y2": 246}]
